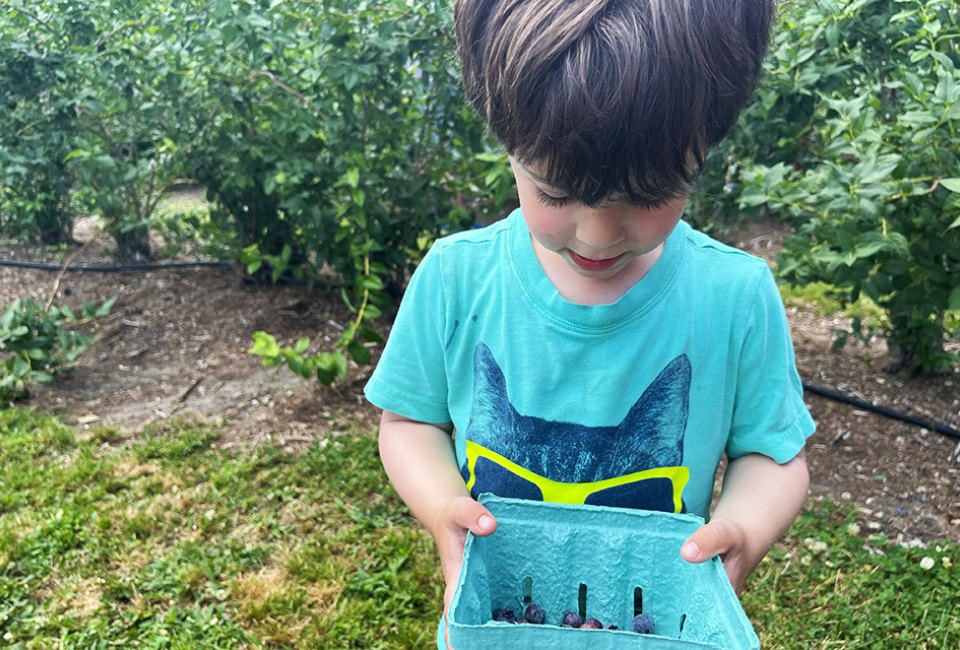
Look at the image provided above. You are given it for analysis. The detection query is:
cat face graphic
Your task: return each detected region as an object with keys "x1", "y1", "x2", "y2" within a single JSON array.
[{"x1": 460, "y1": 343, "x2": 691, "y2": 512}]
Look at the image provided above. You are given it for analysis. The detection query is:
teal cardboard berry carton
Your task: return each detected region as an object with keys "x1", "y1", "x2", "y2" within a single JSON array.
[{"x1": 448, "y1": 495, "x2": 760, "y2": 650}]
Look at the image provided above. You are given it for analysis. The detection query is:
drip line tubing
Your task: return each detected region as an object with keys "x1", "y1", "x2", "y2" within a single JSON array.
[
  {"x1": 802, "y1": 381, "x2": 960, "y2": 442},
  {"x1": 0, "y1": 258, "x2": 232, "y2": 272}
]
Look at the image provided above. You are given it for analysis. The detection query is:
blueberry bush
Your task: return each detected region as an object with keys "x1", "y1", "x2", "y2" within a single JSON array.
[
  {"x1": 0, "y1": 0, "x2": 496, "y2": 383},
  {"x1": 701, "y1": 0, "x2": 960, "y2": 373},
  {"x1": 0, "y1": 297, "x2": 114, "y2": 404},
  {"x1": 0, "y1": 1, "x2": 210, "y2": 258},
  {"x1": 0, "y1": 3, "x2": 82, "y2": 245}
]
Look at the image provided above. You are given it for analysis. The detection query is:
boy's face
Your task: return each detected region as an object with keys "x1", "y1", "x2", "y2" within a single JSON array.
[{"x1": 510, "y1": 157, "x2": 686, "y2": 285}]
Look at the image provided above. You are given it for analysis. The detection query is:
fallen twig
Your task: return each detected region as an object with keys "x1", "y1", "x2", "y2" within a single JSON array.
[
  {"x1": 177, "y1": 377, "x2": 203, "y2": 403},
  {"x1": 45, "y1": 218, "x2": 115, "y2": 312}
]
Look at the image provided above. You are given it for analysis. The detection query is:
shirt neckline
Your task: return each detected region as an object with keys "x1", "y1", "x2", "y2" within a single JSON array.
[{"x1": 507, "y1": 208, "x2": 687, "y2": 332}]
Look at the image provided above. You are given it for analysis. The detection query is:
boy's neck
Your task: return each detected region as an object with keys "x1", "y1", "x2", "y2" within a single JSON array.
[{"x1": 530, "y1": 237, "x2": 665, "y2": 306}]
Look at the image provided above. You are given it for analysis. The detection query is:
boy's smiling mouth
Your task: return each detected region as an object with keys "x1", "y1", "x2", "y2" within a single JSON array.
[{"x1": 567, "y1": 250, "x2": 625, "y2": 272}]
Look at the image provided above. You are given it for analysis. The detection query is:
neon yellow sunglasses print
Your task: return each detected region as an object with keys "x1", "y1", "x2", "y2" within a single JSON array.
[{"x1": 463, "y1": 440, "x2": 689, "y2": 513}]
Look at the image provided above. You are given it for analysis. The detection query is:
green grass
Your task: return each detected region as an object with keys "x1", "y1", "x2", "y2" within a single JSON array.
[
  {"x1": 0, "y1": 409, "x2": 440, "y2": 649},
  {"x1": 744, "y1": 501, "x2": 959, "y2": 649},
  {"x1": 150, "y1": 186, "x2": 234, "y2": 260},
  {"x1": 1, "y1": 408, "x2": 958, "y2": 649}
]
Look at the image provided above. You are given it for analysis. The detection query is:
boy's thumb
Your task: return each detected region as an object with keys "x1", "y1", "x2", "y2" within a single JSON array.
[
  {"x1": 680, "y1": 519, "x2": 734, "y2": 564},
  {"x1": 455, "y1": 497, "x2": 497, "y2": 537}
]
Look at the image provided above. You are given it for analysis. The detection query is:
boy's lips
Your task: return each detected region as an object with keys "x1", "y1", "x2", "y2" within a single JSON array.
[{"x1": 567, "y1": 250, "x2": 624, "y2": 272}]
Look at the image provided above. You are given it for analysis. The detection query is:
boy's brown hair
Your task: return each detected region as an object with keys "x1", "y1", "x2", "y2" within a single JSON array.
[{"x1": 454, "y1": 0, "x2": 774, "y2": 207}]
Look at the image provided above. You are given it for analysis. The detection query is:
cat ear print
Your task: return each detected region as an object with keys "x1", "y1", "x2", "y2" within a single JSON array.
[
  {"x1": 472, "y1": 342, "x2": 510, "y2": 406},
  {"x1": 468, "y1": 342, "x2": 520, "y2": 441},
  {"x1": 473, "y1": 342, "x2": 506, "y2": 384},
  {"x1": 626, "y1": 354, "x2": 691, "y2": 420},
  {"x1": 621, "y1": 354, "x2": 691, "y2": 460}
]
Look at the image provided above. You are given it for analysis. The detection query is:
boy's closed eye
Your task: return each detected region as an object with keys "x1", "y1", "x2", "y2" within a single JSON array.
[
  {"x1": 534, "y1": 186, "x2": 671, "y2": 212},
  {"x1": 535, "y1": 187, "x2": 573, "y2": 208}
]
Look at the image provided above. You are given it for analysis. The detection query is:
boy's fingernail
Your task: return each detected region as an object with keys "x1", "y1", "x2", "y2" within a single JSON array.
[
  {"x1": 681, "y1": 541, "x2": 701, "y2": 561},
  {"x1": 478, "y1": 514, "x2": 495, "y2": 530}
]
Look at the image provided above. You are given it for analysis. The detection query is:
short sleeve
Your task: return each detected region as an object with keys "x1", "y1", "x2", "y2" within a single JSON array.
[
  {"x1": 725, "y1": 268, "x2": 816, "y2": 462},
  {"x1": 363, "y1": 246, "x2": 452, "y2": 424}
]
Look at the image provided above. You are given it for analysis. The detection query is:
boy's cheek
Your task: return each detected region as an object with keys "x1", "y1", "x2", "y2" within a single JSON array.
[
  {"x1": 520, "y1": 207, "x2": 570, "y2": 247},
  {"x1": 526, "y1": 225, "x2": 567, "y2": 255}
]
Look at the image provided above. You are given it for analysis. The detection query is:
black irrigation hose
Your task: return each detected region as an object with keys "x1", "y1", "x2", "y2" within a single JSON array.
[
  {"x1": 0, "y1": 256, "x2": 344, "y2": 288},
  {"x1": 802, "y1": 381, "x2": 960, "y2": 442},
  {"x1": 0, "y1": 258, "x2": 339, "y2": 286},
  {"x1": 0, "y1": 258, "x2": 232, "y2": 272}
]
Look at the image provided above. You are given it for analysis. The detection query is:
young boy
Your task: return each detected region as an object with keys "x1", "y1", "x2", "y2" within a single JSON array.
[{"x1": 364, "y1": 1, "x2": 815, "y2": 646}]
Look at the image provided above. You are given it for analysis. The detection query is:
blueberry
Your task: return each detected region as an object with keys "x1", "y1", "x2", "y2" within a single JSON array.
[
  {"x1": 491, "y1": 608, "x2": 515, "y2": 623},
  {"x1": 632, "y1": 613, "x2": 655, "y2": 635},
  {"x1": 581, "y1": 617, "x2": 603, "y2": 629},
  {"x1": 561, "y1": 611, "x2": 583, "y2": 628},
  {"x1": 607, "y1": 624, "x2": 619, "y2": 630},
  {"x1": 524, "y1": 603, "x2": 546, "y2": 625}
]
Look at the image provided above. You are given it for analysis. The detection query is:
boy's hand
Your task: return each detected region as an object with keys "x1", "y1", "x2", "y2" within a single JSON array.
[
  {"x1": 433, "y1": 496, "x2": 497, "y2": 650},
  {"x1": 680, "y1": 518, "x2": 752, "y2": 595},
  {"x1": 680, "y1": 451, "x2": 810, "y2": 596}
]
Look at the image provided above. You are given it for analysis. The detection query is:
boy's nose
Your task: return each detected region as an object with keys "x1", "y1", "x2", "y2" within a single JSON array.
[{"x1": 575, "y1": 209, "x2": 625, "y2": 252}]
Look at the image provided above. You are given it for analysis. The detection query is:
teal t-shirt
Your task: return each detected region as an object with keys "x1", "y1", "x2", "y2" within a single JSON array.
[{"x1": 365, "y1": 209, "x2": 814, "y2": 520}]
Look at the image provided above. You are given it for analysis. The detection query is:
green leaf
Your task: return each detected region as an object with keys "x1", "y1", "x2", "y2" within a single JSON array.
[
  {"x1": 31, "y1": 371, "x2": 56, "y2": 385},
  {"x1": 96, "y1": 297, "x2": 118, "y2": 317},
  {"x1": 315, "y1": 352, "x2": 348, "y2": 385},
  {"x1": 898, "y1": 111, "x2": 937, "y2": 127},
  {"x1": 940, "y1": 178, "x2": 960, "y2": 193},
  {"x1": 27, "y1": 348, "x2": 48, "y2": 361},
  {"x1": 853, "y1": 241, "x2": 888, "y2": 259},
  {"x1": 287, "y1": 356, "x2": 308, "y2": 378},
  {"x1": 930, "y1": 50, "x2": 953, "y2": 72},
  {"x1": 248, "y1": 331, "x2": 280, "y2": 359},
  {"x1": 347, "y1": 341, "x2": 371, "y2": 365},
  {"x1": 359, "y1": 325, "x2": 384, "y2": 344},
  {"x1": 476, "y1": 152, "x2": 508, "y2": 162},
  {"x1": 12, "y1": 355, "x2": 31, "y2": 377},
  {"x1": 294, "y1": 336, "x2": 311, "y2": 354},
  {"x1": 362, "y1": 275, "x2": 384, "y2": 291},
  {"x1": 949, "y1": 286, "x2": 960, "y2": 310},
  {"x1": 344, "y1": 167, "x2": 360, "y2": 189},
  {"x1": 825, "y1": 21, "x2": 840, "y2": 49}
]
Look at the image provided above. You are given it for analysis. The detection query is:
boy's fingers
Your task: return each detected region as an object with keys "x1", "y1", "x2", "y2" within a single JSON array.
[{"x1": 680, "y1": 519, "x2": 738, "y2": 563}]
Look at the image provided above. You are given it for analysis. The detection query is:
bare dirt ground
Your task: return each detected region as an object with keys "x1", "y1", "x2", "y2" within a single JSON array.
[{"x1": 3, "y1": 211, "x2": 959, "y2": 547}]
